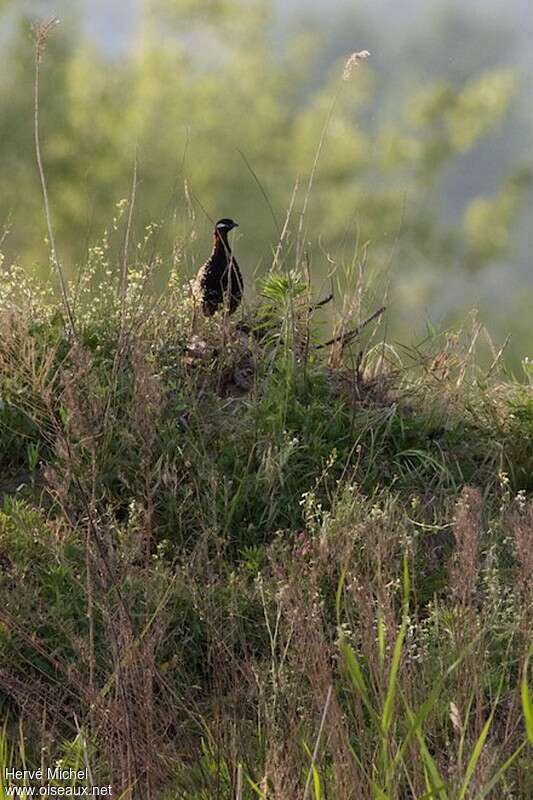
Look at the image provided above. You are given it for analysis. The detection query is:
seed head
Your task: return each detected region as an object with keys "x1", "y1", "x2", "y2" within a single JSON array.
[
  {"x1": 343, "y1": 50, "x2": 371, "y2": 80},
  {"x1": 33, "y1": 17, "x2": 61, "y2": 63}
]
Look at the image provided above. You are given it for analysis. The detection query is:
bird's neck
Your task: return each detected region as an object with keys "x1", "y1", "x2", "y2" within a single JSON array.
[{"x1": 212, "y1": 231, "x2": 231, "y2": 257}]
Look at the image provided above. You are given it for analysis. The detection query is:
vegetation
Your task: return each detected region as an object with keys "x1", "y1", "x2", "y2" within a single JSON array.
[
  {"x1": 0, "y1": 0, "x2": 532, "y2": 364},
  {"x1": 0, "y1": 4, "x2": 532, "y2": 798},
  {"x1": 0, "y1": 228, "x2": 532, "y2": 797}
]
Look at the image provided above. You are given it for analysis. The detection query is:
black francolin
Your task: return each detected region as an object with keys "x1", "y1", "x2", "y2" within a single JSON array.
[{"x1": 194, "y1": 218, "x2": 243, "y2": 316}]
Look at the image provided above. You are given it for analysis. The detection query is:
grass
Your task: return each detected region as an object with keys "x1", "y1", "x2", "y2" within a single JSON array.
[
  {"x1": 0, "y1": 27, "x2": 531, "y2": 798},
  {"x1": 0, "y1": 238, "x2": 531, "y2": 799}
]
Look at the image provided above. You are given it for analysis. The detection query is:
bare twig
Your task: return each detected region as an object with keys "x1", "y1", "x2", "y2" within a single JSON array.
[
  {"x1": 485, "y1": 333, "x2": 511, "y2": 380},
  {"x1": 33, "y1": 18, "x2": 77, "y2": 339},
  {"x1": 309, "y1": 292, "x2": 334, "y2": 313},
  {"x1": 316, "y1": 305, "x2": 386, "y2": 350}
]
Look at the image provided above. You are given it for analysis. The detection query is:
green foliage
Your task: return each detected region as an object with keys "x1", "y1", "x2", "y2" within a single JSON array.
[
  {"x1": 0, "y1": 5, "x2": 531, "y2": 792},
  {"x1": 0, "y1": 1, "x2": 531, "y2": 363},
  {"x1": 0, "y1": 258, "x2": 531, "y2": 796},
  {"x1": 464, "y1": 168, "x2": 533, "y2": 268}
]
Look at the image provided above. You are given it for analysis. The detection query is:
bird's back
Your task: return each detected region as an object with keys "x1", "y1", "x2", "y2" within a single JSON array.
[{"x1": 195, "y1": 242, "x2": 243, "y2": 316}]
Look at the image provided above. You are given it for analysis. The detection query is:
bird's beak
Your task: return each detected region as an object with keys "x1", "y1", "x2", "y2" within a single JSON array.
[{"x1": 232, "y1": 223, "x2": 239, "y2": 229}]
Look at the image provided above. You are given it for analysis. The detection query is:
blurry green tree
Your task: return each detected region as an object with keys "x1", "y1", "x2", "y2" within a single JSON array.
[{"x1": 0, "y1": 0, "x2": 530, "y2": 360}]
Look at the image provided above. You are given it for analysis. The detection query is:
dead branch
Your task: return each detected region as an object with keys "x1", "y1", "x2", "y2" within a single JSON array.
[
  {"x1": 316, "y1": 305, "x2": 386, "y2": 350},
  {"x1": 309, "y1": 292, "x2": 334, "y2": 313}
]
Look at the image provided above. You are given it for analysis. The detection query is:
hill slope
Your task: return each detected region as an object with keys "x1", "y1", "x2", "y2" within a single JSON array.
[{"x1": 0, "y1": 265, "x2": 532, "y2": 798}]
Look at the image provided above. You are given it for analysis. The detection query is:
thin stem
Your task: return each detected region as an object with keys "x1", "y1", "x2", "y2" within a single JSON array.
[
  {"x1": 295, "y1": 87, "x2": 341, "y2": 269},
  {"x1": 316, "y1": 305, "x2": 386, "y2": 350},
  {"x1": 303, "y1": 685, "x2": 333, "y2": 800},
  {"x1": 33, "y1": 24, "x2": 77, "y2": 339},
  {"x1": 120, "y1": 152, "x2": 138, "y2": 315}
]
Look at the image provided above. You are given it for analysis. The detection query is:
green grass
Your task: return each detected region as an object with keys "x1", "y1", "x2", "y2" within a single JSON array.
[{"x1": 0, "y1": 255, "x2": 531, "y2": 799}]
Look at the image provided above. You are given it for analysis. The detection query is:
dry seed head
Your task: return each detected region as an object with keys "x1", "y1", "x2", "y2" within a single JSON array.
[
  {"x1": 450, "y1": 486, "x2": 482, "y2": 606},
  {"x1": 343, "y1": 50, "x2": 371, "y2": 80},
  {"x1": 449, "y1": 701, "x2": 462, "y2": 732},
  {"x1": 33, "y1": 17, "x2": 61, "y2": 62}
]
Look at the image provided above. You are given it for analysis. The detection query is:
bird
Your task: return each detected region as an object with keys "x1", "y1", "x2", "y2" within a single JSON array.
[{"x1": 193, "y1": 218, "x2": 243, "y2": 316}]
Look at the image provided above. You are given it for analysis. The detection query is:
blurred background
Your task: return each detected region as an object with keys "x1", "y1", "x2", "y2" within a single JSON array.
[{"x1": 0, "y1": 0, "x2": 531, "y2": 368}]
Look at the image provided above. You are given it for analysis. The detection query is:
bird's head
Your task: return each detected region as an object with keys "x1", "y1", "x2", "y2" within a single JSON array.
[{"x1": 214, "y1": 218, "x2": 239, "y2": 239}]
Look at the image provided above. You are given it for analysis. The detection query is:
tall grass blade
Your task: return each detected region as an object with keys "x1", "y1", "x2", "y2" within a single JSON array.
[
  {"x1": 339, "y1": 636, "x2": 380, "y2": 727},
  {"x1": 405, "y1": 701, "x2": 448, "y2": 799},
  {"x1": 457, "y1": 669, "x2": 506, "y2": 800},
  {"x1": 303, "y1": 686, "x2": 332, "y2": 800},
  {"x1": 457, "y1": 712, "x2": 494, "y2": 800},
  {"x1": 474, "y1": 741, "x2": 527, "y2": 799},
  {"x1": 382, "y1": 555, "x2": 410, "y2": 734},
  {"x1": 246, "y1": 776, "x2": 267, "y2": 799},
  {"x1": 521, "y1": 651, "x2": 533, "y2": 745}
]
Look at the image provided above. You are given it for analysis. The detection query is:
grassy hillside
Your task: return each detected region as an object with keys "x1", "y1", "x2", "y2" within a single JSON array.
[{"x1": 0, "y1": 249, "x2": 531, "y2": 799}]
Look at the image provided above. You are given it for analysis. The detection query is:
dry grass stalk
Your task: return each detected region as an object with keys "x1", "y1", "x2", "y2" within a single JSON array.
[
  {"x1": 32, "y1": 19, "x2": 77, "y2": 339},
  {"x1": 450, "y1": 486, "x2": 483, "y2": 606},
  {"x1": 510, "y1": 498, "x2": 533, "y2": 610}
]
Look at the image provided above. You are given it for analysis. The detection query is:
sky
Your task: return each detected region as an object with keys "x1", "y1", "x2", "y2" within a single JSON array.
[{"x1": 11, "y1": 0, "x2": 532, "y2": 61}]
